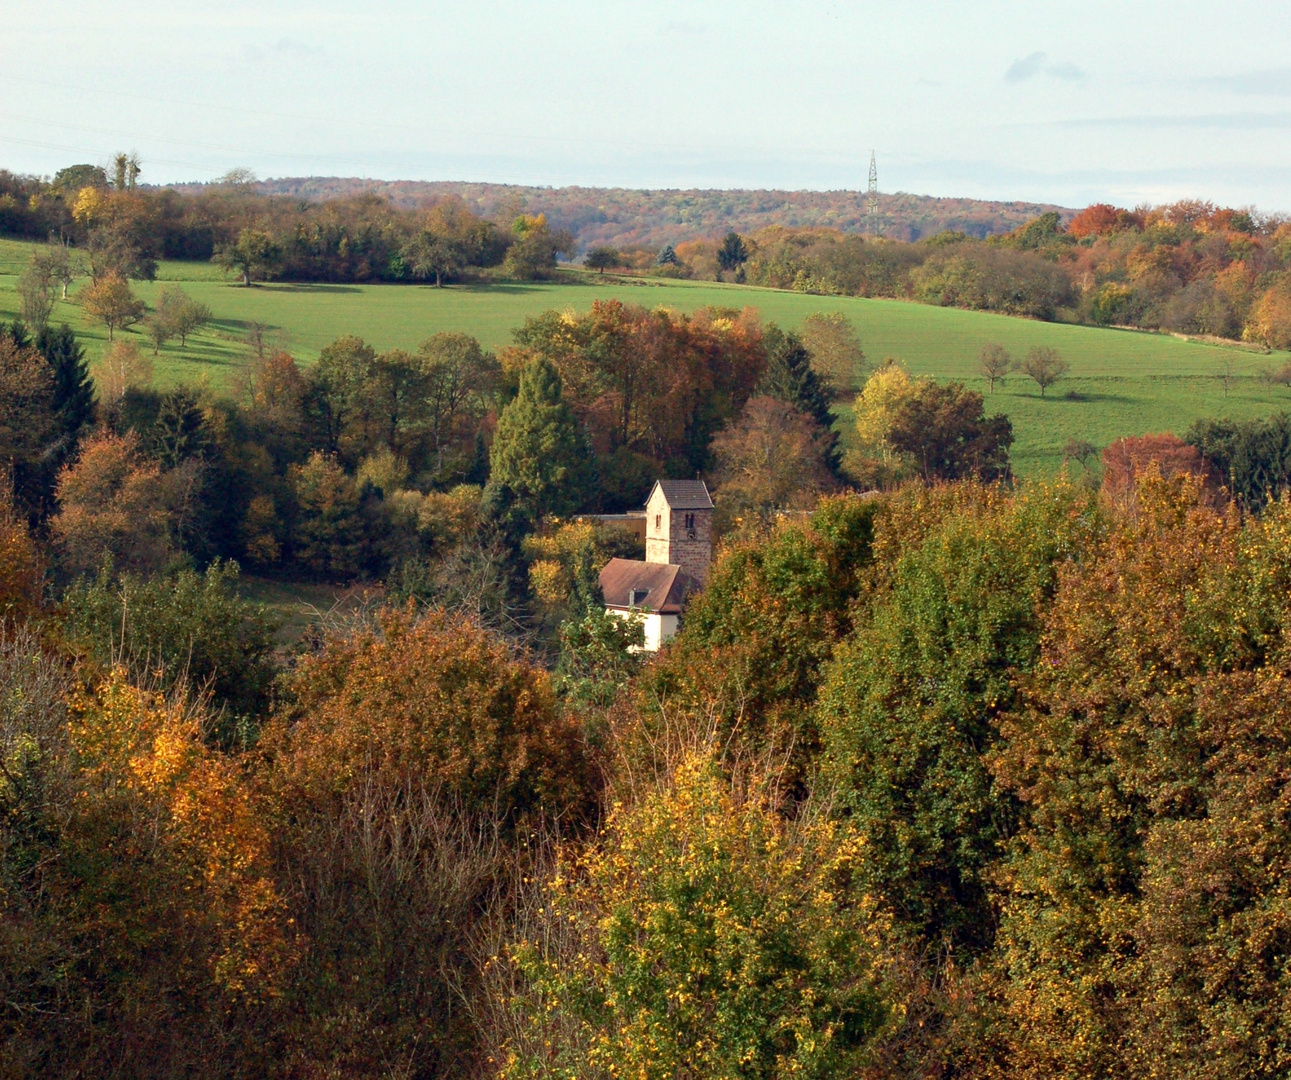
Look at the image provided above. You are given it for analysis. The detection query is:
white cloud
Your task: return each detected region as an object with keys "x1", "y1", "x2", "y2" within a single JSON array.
[{"x1": 1005, "y1": 52, "x2": 1086, "y2": 84}]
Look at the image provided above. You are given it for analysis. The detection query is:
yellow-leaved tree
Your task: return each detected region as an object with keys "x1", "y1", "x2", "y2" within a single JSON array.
[
  {"x1": 848, "y1": 361, "x2": 925, "y2": 487},
  {"x1": 493, "y1": 751, "x2": 899, "y2": 1080}
]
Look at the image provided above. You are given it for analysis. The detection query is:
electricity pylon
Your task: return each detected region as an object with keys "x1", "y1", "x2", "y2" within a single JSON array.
[{"x1": 867, "y1": 151, "x2": 879, "y2": 236}]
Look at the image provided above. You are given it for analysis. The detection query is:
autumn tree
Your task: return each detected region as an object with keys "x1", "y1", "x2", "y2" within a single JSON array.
[
  {"x1": 51, "y1": 430, "x2": 194, "y2": 576},
  {"x1": 93, "y1": 340, "x2": 153, "y2": 405},
  {"x1": 402, "y1": 229, "x2": 463, "y2": 287},
  {"x1": 984, "y1": 474, "x2": 1291, "y2": 1077},
  {"x1": 1017, "y1": 344, "x2": 1069, "y2": 397},
  {"x1": 33, "y1": 243, "x2": 78, "y2": 299},
  {"x1": 712, "y1": 395, "x2": 837, "y2": 514},
  {"x1": 303, "y1": 334, "x2": 376, "y2": 456},
  {"x1": 400, "y1": 195, "x2": 503, "y2": 286},
  {"x1": 978, "y1": 341, "x2": 1011, "y2": 392},
  {"x1": 143, "y1": 307, "x2": 173, "y2": 354},
  {"x1": 489, "y1": 357, "x2": 595, "y2": 519},
  {"x1": 818, "y1": 480, "x2": 1095, "y2": 951},
  {"x1": 511, "y1": 301, "x2": 766, "y2": 493},
  {"x1": 152, "y1": 284, "x2": 210, "y2": 347},
  {"x1": 290, "y1": 450, "x2": 367, "y2": 578},
  {"x1": 496, "y1": 752, "x2": 895, "y2": 1080},
  {"x1": 62, "y1": 561, "x2": 276, "y2": 742},
  {"x1": 583, "y1": 245, "x2": 620, "y2": 273},
  {"x1": 16, "y1": 251, "x2": 55, "y2": 331},
  {"x1": 241, "y1": 348, "x2": 306, "y2": 433},
  {"x1": 886, "y1": 379, "x2": 1014, "y2": 482},
  {"x1": 0, "y1": 480, "x2": 43, "y2": 623},
  {"x1": 0, "y1": 334, "x2": 57, "y2": 476},
  {"x1": 621, "y1": 496, "x2": 877, "y2": 778},
  {"x1": 213, "y1": 227, "x2": 281, "y2": 286},
  {"x1": 502, "y1": 213, "x2": 575, "y2": 280},
  {"x1": 848, "y1": 361, "x2": 924, "y2": 486},
  {"x1": 413, "y1": 332, "x2": 500, "y2": 481},
  {"x1": 80, "y1": 274, "x2": 145, "y2": 339},
  {"x1": 799, "y1": 310, "x2": 867, "y2": 395},
  {"x1": 1247, "y1": 278, "x2": 1291, "y2": 350},
  {"x1": 0, "y1": 667, "x2": 295, "y2": 1071},
  {"x1": 254, "y1": 610, "x2": 591, "y2": 1072},
  {"x1": 1100, "y1": 432, "x2": 1219, "y2": 510}
]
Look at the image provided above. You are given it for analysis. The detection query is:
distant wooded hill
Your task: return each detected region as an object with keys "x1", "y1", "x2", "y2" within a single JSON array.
[{"x1": 195, "y1": 177, "x2": 1073, "y2": 248}]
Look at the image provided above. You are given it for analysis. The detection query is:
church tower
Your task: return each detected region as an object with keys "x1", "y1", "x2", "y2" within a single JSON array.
[{"x1": 644, "y1": 480, "x2": 713, "y2": 586}]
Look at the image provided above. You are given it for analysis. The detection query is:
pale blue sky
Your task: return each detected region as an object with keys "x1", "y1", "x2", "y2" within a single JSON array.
[{"x1": 3, "y1": 1, "x2": 1289, "y2": 210}]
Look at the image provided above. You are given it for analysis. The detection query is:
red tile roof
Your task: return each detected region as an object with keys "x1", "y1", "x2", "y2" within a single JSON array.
[{"x1": 599, "y1": 558, "x2": 697, "y2": 614}]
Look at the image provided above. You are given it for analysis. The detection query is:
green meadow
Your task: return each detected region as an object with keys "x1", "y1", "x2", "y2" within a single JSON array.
[{"x1": 2, "y1": 236, "x2": 1287, "y2": 474}]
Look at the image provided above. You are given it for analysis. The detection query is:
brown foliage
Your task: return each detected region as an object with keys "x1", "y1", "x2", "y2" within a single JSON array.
[
  {"x1": 51, "y1": 429, "x2": 198, "y2": 576},
  {"x1": 79, "y1": 274, "x2": 145, "y2": 339},
  {"x1": 985, "y1": 475, "x2": 1291, "y2": 1078},
  {"x1": 512, "y1": 300, "x2": 766, "y2": 464},
  {"x1": 265, "y1": 608, "x2": 593, "y2": 823},
  {"x1": 1067, "y1": 202, "x2": 1145, "y2": 239},
  {"x1": 712, "y1": 395, "x2": 836, "y2": 513},
  {"x1": 1101, "y1": 433, "x2": 1220, "y2": 511},
  {"x1": 0, "y1": 335, "x2": 56, "y2": 469},
  {"x1": 0, "y1": 481, "x2": 43, "y2": 624}
]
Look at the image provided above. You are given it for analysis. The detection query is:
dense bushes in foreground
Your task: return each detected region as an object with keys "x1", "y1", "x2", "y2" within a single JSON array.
[{"x1": 9, "y1": 464, "x2": 1291, "y2": 1077}]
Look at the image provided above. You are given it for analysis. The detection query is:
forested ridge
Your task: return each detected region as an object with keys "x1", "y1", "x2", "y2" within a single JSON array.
[{"x1": 218, "y1": 176, "x2": 1071, "y2": 245}]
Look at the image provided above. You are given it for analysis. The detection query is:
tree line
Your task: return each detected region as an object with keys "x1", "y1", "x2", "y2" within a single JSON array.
[
  {"x1": 643, "y1": 202, "x2": 1291, "y2": 349},
  {"x1": 0, "y1": 160, "x2": 574, "y2": 286}
]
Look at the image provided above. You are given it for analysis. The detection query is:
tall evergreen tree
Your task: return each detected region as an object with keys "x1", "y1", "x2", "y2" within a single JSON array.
[
  {"x1": 36, "y1": 323, "x2": 96, "y2": 447},
  {"x1": 759, "y1": 324, "x2": 840, "y2": 472},
  {"x1": 716, "y1": 232, "x2": 749, "y2": 274},
  {"x1": 488, "y1": 358, "x2": 595, "y2": 518},
  {"x1": 1, "y1": 320, "x2": 31, "y2": 350}
]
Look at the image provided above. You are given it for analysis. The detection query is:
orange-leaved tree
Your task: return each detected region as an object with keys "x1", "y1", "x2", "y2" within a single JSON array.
[
  {"x1": 2, "y1": 667, "x2": 295, "y2": 1072},
  {"x1": 256, "y1": 609, "x2": 595, "y2": 1075}
]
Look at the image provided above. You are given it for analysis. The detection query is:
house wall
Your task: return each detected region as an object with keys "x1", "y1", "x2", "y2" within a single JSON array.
[
  {"x1": 644, "y1": 488, "x2": 713, "y2": 586},
  {"x1": 606, "y1": 607, "x2": 679, "y2": 652}
]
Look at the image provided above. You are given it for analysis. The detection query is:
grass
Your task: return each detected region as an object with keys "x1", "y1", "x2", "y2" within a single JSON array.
[
  {"x1": 2, "y1": 235, "x2": 1289, "y2": 474},
  {"x1": 235, "y1": 574, "x2": 381, "y2": 646}
]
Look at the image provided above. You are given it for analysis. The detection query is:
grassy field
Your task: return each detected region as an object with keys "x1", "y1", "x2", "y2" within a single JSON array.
[{"x1": 3, "y1": 236, "x2": 1288, "y2": 474}]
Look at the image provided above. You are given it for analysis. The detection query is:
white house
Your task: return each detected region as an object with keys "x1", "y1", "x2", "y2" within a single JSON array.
[{"x1": 598, "y1": 480, "x2": 714, "y2": 652}]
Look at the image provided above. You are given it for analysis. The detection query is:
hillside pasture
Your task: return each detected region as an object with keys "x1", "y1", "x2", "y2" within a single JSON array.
[{"x1": 1, "y1": 237, "x2": 1287, "y2": 474}]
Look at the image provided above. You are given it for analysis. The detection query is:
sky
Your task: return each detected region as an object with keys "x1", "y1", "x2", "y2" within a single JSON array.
[{"x1": 3, "y1": 0, "x2": 1290, "y2": 211}]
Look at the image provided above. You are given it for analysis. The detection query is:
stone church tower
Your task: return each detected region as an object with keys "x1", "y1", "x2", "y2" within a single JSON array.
[{"x1": 644, "y1": 480, "x2": 714, "y2": 586}]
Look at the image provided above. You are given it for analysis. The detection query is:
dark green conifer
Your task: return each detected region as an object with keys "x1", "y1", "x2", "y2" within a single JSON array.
[
  {"x1": 36, "y1": 323, "x2": 96, "y2": 445},
  {"x1": 759, "y1": 324, "x2": 840, "y2": 472},
  {"x1": 488, "y1": 357, "x2": 594, "y2": 519}
]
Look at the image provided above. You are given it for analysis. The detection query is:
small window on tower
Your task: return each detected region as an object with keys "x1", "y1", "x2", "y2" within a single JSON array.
[
  {"x1": 685, "y1": 513, "x2": 695, "y2": 530},
  {"x1": 655, "y1": 514, "x2": 661, "y2": 530}
]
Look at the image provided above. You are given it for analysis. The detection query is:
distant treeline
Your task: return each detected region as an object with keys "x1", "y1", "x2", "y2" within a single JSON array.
[
  {"x1": 0, "y1": 161, "x2": 574, "y2": 284},
  {"x1": 5, "y1": 162, "x2": 1291, "y2": 346},
  {"x1": 232, "y1": 176, "x2": 1070, "y2": 245},
  {"x1": 674, "y1": 203, "x2": 1291, "y2": 346}
]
